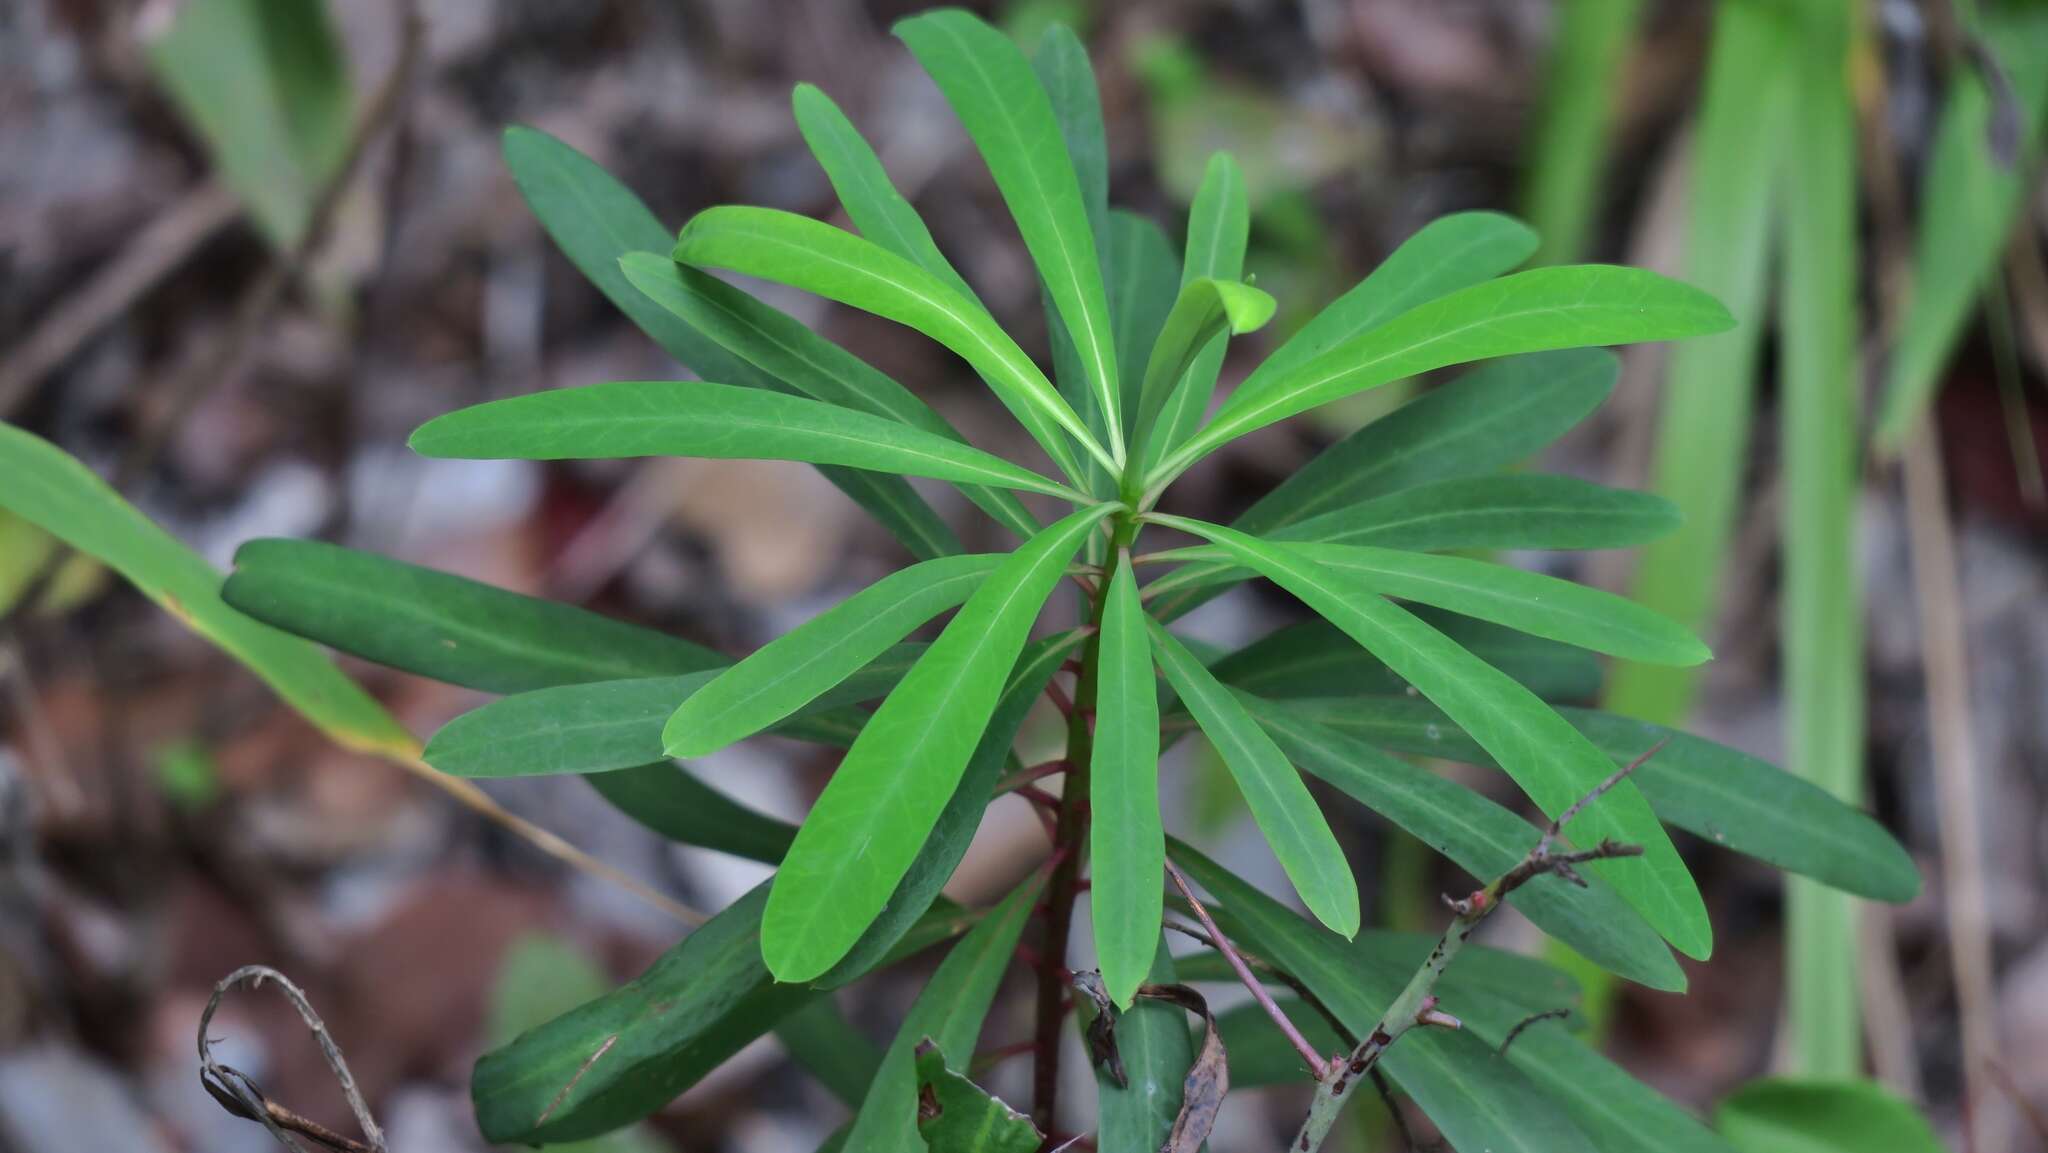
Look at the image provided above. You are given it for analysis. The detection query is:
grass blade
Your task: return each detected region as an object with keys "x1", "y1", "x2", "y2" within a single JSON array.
[
  {"x1": 897, "y1": 9, "x2": 1124, "y2": 460},
  {"x1": 1092, "y1": 559, "x2": 1165, "y2": 1007},
  {"x1": 410, "y1": 380, "x2": 1080, "y2": 501},
  {"x1": 764, "y1": 503, "x2": 1116, "y2": 981},
  {"x1": 1523, "y1": 0, "x2": 1645, "y2": 265},
  {"x1": 1147, "y1": 618, "x2": 1359, "y2": 938},
  {"x1": 675, "y1": 205, "x2": 1110, "y2": 480},
  {"x1": 665, "y1": 555, "x2": 1000, "y2": 757},
  {"x1": 1149, "y1": 515, "x2": 1710, "y2": 959}
]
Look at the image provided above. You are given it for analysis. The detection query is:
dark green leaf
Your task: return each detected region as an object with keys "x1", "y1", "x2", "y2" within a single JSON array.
[
  {"x1": 665, "y1": 555, "x2": 999, "y2": 757},
  {"x1": 585, "y1": 765, "x2": 796, "y2": 865},
  {"x1": 472, "y1": 886, "x2": 969, "y2": 1145},
  {"x1": 1147, "y1": 618, "x2": 1359, "y2": 938},
  {"x1": 1096, "y1": 942, "x2": 1195, "y2": 1150},
  {"x1": 773, "y1": 998, "x2": 881, "y2": 1107},
  {"x1": 844, "y1": 873, "x2": 1045, "y2": 1153},
  {"x1": 1107, "y1": 211, "x2": 1183, "y2": 432},
  {"x1": 410, "y1": 381, "x2": 1079, "y2": 501},
  {"x1": 1206, "y1": 614, "x2": 1602, "y2": 703},
  {"x1": 765, "y1": 504, "x2": 1116, "y2": 981},
  {"x1": 1213, "y1": 998, "x2": 1345, "y2": 1088},
  {"x1": 1277, "y1": 695, "x2": 1921, "y2": 903},
  {"x1": 1093, "y1": 559, "x2": 1164, "y2": 1007},
  {"x1": 1150, "y1": 515, "x2": 1711, "y2": 959},
  {"x1": 1280, "y1": 474, "x2": 1681, "y2": 553}
]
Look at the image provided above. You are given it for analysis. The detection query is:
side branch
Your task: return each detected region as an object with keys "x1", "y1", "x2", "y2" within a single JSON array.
[{"x1": 1290, "y1": 744, "x2": 1663, "y2": 1153}]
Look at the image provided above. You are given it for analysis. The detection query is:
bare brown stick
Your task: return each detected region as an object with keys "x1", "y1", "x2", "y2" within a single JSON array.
[
  {"x1": 1291, "y1": 747, "x2": 1659, "y2": 1153},
  {"x1": 1166, "y1": 859, "x2": 1330, "y2": 1078},
  {"x1": 0, "y1": 182, "x2": 241, "y2": 419},
  {"x1": 1162, "y1": 917, "x2": 1358, "y2": 1050},
  {"x1": 198, "y1": 965, "x2": 386, "y2": 1153}
]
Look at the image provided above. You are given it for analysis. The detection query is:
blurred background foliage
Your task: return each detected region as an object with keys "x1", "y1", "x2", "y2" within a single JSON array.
[{"x1": 1, "y1": 0, "x2": 2046, "y2": 1150}]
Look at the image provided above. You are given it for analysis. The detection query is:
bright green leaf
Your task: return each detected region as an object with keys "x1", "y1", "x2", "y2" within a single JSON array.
[
  {"x1": 410, "y1": 380, "x2": 1080, "y2": 501},
  {"x1": 1131, "y1": 276, "x2": 1276, "y2": 462},
  {"x1": 1147, "y1": 618, "x2": 1359, "y2": 938},
  {"x1": 764, "y1": 503, "x2": 1116, "y2": 981},
  {"x1": 665, "y1": 555, "x2": 999, "y2": 758},
  {"x1": 1147, "y1": 151, "x2": 1251, "y2": 465},
  {"x1": 914, "y1": 1044, "x2": 1043, "y2": 1153},
  {"x1": 1092, "y1": 559, "x2": 1164, "y2": 1007}
]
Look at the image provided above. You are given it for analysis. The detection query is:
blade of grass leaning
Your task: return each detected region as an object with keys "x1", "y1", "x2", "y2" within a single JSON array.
[
  {"x1": 619, "y1": 254, "x2": 1041, "y2": 541},
  {"x1": 1874, "y1": 12, "x2": 2048, "y2": 451},
  {"x1": 1147, "y1": 151, "x2": 1252, "y2": 468},
  {"x1": 675, "y1": 205, "x2": 1110, "y2": 480},
  {"x1": 409, "y1": 379, "x2": 1082, "y2": 501},
  {"x1": 1523, "y1": 0, "x2": 1645, "y2": 265},
  {"x1": 1154, "y1": 264, "x2": 1735, "y2": 487},
  {"x1": 1777, "y1": 0, "x2": 1864, "y2": 1079},
  {"x1": 1092, "y1": 559, "x2": 1165, "y2": 1007},
  {"x1": 1148, "y1": 514, "x2": 1711, "y2": 959},
  {"x1": 665, "y1": 554, "x2": 999, "y2": 757},
  {"x1": 763, "y1": 503, "x2": 1117, "y2": 981},
  {"x1": 1147, "y1": 617, "x2": 1359, "y2": 938},
  {"x1": 0, "y1": 425, "x2": 409, "y2": 756},
  {"x1": 502, "y1": 125, "x2": 960, "y2": 560},
  {"x1": 1607, "y1": 0, "x2": 1793, "y2": 725},
  {"x1": 897, "y1": 9, "x2": 1124, "y2": 461},
  {"x1": 843, "y1": 872, "x2": 1046, "y2": 1153}
]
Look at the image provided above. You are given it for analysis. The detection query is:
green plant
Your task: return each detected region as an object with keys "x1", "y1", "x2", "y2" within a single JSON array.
[{"x1": 0, "y1": 9, "x2": 1923, "y2": 1151}]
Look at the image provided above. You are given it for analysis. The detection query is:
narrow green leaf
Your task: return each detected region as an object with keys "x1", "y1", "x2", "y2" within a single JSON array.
[
  {"x1": 585, "y1": 765, "x2": 795, "y2": 865},
  {"x1": 1235, "y1": 211, "x2": 1540, "y2": 400},
  {"x1": 1157, "y1": 265, "x2": 1735, "y2": 483},
  {"x1": 1032, "y1": 24, "x2": 1116, "y2": 455},
  {"x1": 819, "y1": 630, "x2": 1087, "y2": 985},
  {"x1": 1875, "y1": 12, "x2": 2048, "y2": 450},
  {"x1": 1716, "y1": 1079, "x2": 1944, "y2": 1153},
  {"x1": 1245, "y1": 695, "x2": 1685, "y2": 990},
  {"x1": 0, "y1": 427, "x2": 410, "y2": 757},
  {"x1": 1146, "y1": 618, "x2": 1359, "y2": 938},
  {"x1": 1209, "y1": 614, "x2": 1603, "y2": 703},
  {"x1": 914, "y1": 1044, "x2": 1043, "y2": 1153},
  {"x1": 1607, "y1": 0, "x2": 1792, "y2": 726},
  {"x1": 1107, "y1": 211, "x2": 1184, "y2": 430},
  {"x1": 1149, "y1": 515, "x2": 1711, "y2": 960},
  {"x1": 619, "y1": 254, "x2": 1040, "y2": 542},
  {"x1": 501, "y1": 126, "x2": 960, "y2": 561},
  {"x1": 897, "y1": 9, "x2": 1123, "y2": 458},
  {"x1": 844, "y1": 872, "x2": 1045, "y2": 1153},
  {"x1": 224, "y1": 538, "x2": 813, "y2": 861},
  {"x1": 472, "y1": 885, "x2": 969, "y2": 1145},
  {"x1": 1288, "y1": 543, "x2": 1709, "y2": 666},
  {"x1": 675, "y1": 205, "x2": 1109, "y2": 480},
  {"x1": 224, "y1": 538, "x2": 725, "y2": 692},
  {"x1": 774, "y1": 998, "x2": 882, "y2": 1107},
  {"x1": 1131, "y1": 277, "x2": 1276, "y2": 460},
  {"x1": 665, "y1": 555, "x2": 999, "y2": 758},
  {"x1": 1149, "y1": 349, "x2": 1620, "y2": 623},
  {"x1": 1778, "y1": 0, "x2": 1863, "y2": 1079},
  {"x1": 1278, "y1": 695, "x2": 1920, "y2": 904},
  {"x1": 410, "y1": 380, "x2": 1079, "y2": 501},
  {"x1": 1097, "y1": 941, "x2": 1195, "y2": 1149},
  {"x1": 1279, "y1": 474, "x2": 1680, "y2": 553},
  {"x1": 791, "y1": 83, "x2": 979, "y2": 304},
  {"x1": 1093, "y1": 559, "x2": 1164, "y2": 1007},
  {"x1": 1148, "y1": 151, "x2": 1252, "y2": 465},
  {"x1": 1166, "y1": 842, "x2": 1596, "y2": 1153},
  {"x1": 765, "y1": 504, "x2": 1116, "y2": 981}
]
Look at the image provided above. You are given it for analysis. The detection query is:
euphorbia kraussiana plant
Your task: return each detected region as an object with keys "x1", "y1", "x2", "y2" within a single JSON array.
[{"x1": 0, "y1": 9, "x2": 1921, "y2": 1151}]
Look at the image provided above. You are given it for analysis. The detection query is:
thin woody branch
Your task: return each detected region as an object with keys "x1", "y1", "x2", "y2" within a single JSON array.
[
  {"x1": 1166, "y1": 859, "x2": 1333, "y2": 1078},
  {"x1": 1290, "y1": 743, "x2": 1666, "y2": 1153}
]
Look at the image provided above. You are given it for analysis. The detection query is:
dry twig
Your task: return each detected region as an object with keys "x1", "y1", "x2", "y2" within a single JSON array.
[{"x1": 197, "y1": 965, "x2": 385, "y2": 1153}]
